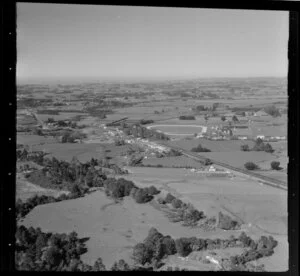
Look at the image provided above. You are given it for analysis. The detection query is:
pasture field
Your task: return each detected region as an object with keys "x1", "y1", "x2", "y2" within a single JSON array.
[
  {"x1": 37, "y1": 112, "x2": 87, "y2": 121},
  {"x1": 20, "y1": 191, "x2": 233, "y2": 268},
  {"x1": 142, "y1": 156, "x2": 205, "y2": 169},
  {"x1": 149, "y1": 125, "x2": 203, "y2": 135},
  {"x1": 169, "y1": 138, "x2": 255, "y2": 152},
  {"x1": 30, "y1": 143, "x2": 105, "y2": 162},
  {"x1": 20, "y1": 168, "x2": 288, "y2": 271},
  {"x1": 123, "y1": 167, "x2": 288, "y2": 271},
  {"x1": 193, "y1": 151, "x2": 276, "y2": 168},
  {"x1": 16, "y1": 174, "x2": 69, "y2": 201},
  {"x1": 17, "y1": 134, "x2": 57, "y2": 146}
]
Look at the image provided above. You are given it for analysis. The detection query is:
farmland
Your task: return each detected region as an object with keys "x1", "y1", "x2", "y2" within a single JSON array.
[{"x1": 16, "y1": 77, "x2": 288, "y2": 271}]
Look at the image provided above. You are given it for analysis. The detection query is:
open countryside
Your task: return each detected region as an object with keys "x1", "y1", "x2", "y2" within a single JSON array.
[{"x1": 16, "y1": 77, "x2": 288, "y2": 272}]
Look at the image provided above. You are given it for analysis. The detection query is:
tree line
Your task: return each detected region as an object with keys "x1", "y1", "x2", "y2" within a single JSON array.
[{"x1": 132, "y1": 227, "x2": 278, "y2": 271}]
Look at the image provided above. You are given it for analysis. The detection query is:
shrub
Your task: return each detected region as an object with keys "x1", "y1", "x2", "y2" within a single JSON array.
[
  {"x1": 191, "y1": 144, "x2": 211, "y2": 152},
  {"x1": 148, "y1": 186, "x2": 160, "y2": 195},
  {"x1": 241, "y1": 144, "x2": 250, "y2": 151},
  {"x1": 218, "y1": 212, "x2": 240, "y2": 230},
  {"x1": 157, "y1": 197, "x2": 166, "y2": 205},
  {"x1": 165, "y1": 193, "x2": 176, "y2": 204},
  {"x1": 175, "y1": 238, "x2": 192, "y2": 257},
  {"x1": 171, "y1": 198, "x2": 183, "y2": 209},
  {"x1": 264, "y1": 105, "x2": 281, "y2": 117},
  {"x1": 244, "y1": 162, "x2": 259, "y2": 170},
  {"x1": 271, "y1": 161, "x2": 281, "y2": 170},
  {"x1": 204, "y1": 158, "x2": 213, "y2": 166},
  {"x1": 115, "y1": 139, "x2": 126, "y2": 146},
  {"x1": 134, "y1": 189, "x2": 153, "y2": 204}
]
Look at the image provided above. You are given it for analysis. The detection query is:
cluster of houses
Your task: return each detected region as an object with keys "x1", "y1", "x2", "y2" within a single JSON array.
[
  {"x1": 125, "y1": 137, "x2": 168, "y2": 154},
  {"x1": 255, "y1": 135, "x2": 286, "y2": 141},
  {"x1": 202, "y1": 125, "x2": 233, "y2": 140}
]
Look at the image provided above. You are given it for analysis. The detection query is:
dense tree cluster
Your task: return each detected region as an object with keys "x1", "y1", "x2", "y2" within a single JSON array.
[
  {"x1": 191, "y1": 144, "x2": 211, "y2": 152},
  {"x1": 26, "y1": 157, "x2": 107, "y2": 191},
  {"x1": 159, "y1": 193, "x2": 205, "y2": 226},
  {"x1": 252, "y1": 138, "x2": 274, "y2": 153},
  {"x1": 15, "y1": 225, "x2": 90, "y2": 271},
  {"x1": 46, "y1": 118, "x2": 78, "y2": 128},
  {"x1": 132, "y1": 228, "x2": 177, "y2": 266},
  {"x1": 17, "y1": 148, "x2": 46, "y2": 166},
  {"x1": 230, "y1": 235, "x2": 278, "y2": 268},
  {"x1": 132, "y1": 228, "x2": 278, "y2": 268},
  {"x1": 103, "y1": 177, "x2": 159, "y2": 204},
  {"x1": 121, "y1": 124, "x2": 170, "y2": 140},
  {"x1": 241, "y1": 138, "x2": 274, "y2": 153},
  {"x1": 263, "y1": 105, "x2": 281, "y2": 117}
]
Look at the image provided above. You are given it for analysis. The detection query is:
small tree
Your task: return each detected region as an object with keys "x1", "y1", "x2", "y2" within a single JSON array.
[
  {"x1": 271, "y1": 161, "x2": 281, "y2": 170},
  {"x1": 232, "y1": 115, "x2": 239, "y2": 123},
  {"x1": 221, "y1": 115, "x2": 226, "y2": 122},
  {"x1": 244, "y1": 162, "x2": 259, "y2": 170},
  {"x1": 241, "y1": 144, "x2": 250, "y2": 152},
  {"x1": 165, "y1": 193, "x2": 176, "y2": 204}
]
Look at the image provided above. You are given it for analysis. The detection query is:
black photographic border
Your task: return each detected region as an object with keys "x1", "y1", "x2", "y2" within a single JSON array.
[{"x1": 1, "y1": 1, "x2": 299, "y2": 275}]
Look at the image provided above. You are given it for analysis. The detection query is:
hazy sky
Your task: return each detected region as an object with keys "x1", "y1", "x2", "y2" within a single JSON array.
[{"x1": 17, "y1": 4, "x2": 289, "y2": 83}]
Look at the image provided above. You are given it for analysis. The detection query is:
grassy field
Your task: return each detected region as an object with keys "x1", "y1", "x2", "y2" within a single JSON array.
[
  {"x1": 16, "y1": 174, "x2": 69, "y2": 201},
  {"x1": 37, "y1": 112, "x2": 87, "y2": 121},
  {"x1": 169, "y1": 138, "x2": 255, "y2": 152},
  {"x1": 194, "y1": 151, "x2": 276, "y2": 168},
  {"x1": 31, "y1": 143, "x2": 105, "y2": 162},
  {"x1": 142, "y1": 156, "x2": 204, "y2": 168},
  {"x1": 17, "y1": 134, "x2": 58, "y2": 146}
]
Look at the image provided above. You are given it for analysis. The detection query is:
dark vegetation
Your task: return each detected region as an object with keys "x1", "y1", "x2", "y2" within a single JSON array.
[
  {"x1": 46, "y1": 118, "x2": 78, "y2": 128},
  {"x1": 252, "y1": 138, "x2": 274, "y2": 153},
  {"x1": 158, "y1": 193, "x2": 205, "y2": 227},
  {"x1": 132, "y1": 228, "x2": 278, "y2": 269},
  {"x1": 217, "y1": 212, "x2": 241, "y2": 230},
  {"x1": 191, "y1": 144, "x2": 211, "y2": 152},
  {"x1": 263, "y1": 105, "x2": 281, "y2": 117},
  {"x1": 121, "y1": 123, "x2": 170, "y2": 140},
  {"x1": 16, "y1": 189, "x2": 84, "y2": 220},
  {"x1": 271, "y1": 161, "x2": 282, "y2": 170},
  {"x1": 179, "y1": 115, "x2": 196, "y2": 120},
  {"x1": 15, "y1": 225, "x2": 150, "y2": 271},
  {"x1": 114, "y1": 139, "x2": 126, "y2": 146},
  {"x1": 61, "y1": 131, "x2": 87, "y2": 143},
  {"x1": 103, "y1": 177, "x2": 160, "y2": 204},
  {"x1": 244, "y1": 162, "x2": 260, "y2": 170},
  {"x1": 241, "y1": 138, "x2": 274, "y2": 153},
  {"x1": 140, "y1": 119, "x2": 154, "y2": 125}
]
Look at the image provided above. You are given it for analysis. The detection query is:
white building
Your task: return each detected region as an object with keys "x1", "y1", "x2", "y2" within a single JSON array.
[{"x1": 208, "y1": 165, "x2": 216, "y2": 172}]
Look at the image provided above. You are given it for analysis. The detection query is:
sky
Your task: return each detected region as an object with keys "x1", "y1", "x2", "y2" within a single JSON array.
[{"x1": 17, "y1": 4, "x2": 289, "y2": 84}]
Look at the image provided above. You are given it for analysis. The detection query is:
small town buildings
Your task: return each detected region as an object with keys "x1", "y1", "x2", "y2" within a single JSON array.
[
  {"x1": 254, "y1": 110, "x2": 269, "y2": 117},
  {"x1": 208, "y1": 165, "x2": 216, "y2": 172}
]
